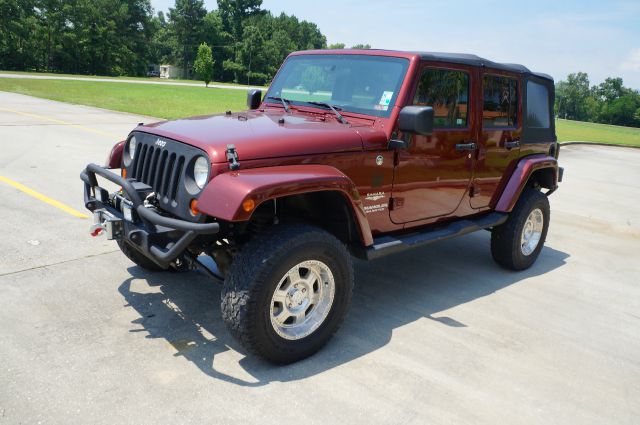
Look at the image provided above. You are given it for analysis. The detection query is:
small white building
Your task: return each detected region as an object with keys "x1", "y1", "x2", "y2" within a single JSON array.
[{"x1": 160, "y1": 65, "x2": 183, "y2": 79}]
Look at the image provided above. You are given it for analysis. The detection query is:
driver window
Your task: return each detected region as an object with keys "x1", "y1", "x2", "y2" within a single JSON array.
[{"x1": 413, "y1": 68, "x2": 469, "y2": 129}]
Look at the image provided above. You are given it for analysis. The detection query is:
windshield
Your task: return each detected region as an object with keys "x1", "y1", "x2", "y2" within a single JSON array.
[{"x1": 266, "y1": 55, "x2": 410, "y2": 118}]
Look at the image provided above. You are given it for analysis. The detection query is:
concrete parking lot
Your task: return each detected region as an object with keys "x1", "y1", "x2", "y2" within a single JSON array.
[{"x1": 0, "y1": 91, "x2": 639, "y2": 425}]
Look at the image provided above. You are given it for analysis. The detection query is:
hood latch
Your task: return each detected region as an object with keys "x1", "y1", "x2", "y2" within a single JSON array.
[{"x1": 226, "y1": 144, "x2": 240, "y2": 170}]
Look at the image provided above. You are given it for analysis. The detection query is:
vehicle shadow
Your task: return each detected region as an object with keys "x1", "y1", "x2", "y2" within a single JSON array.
[{"x1": 118, "y1": 231, "x2": 569, "y2": 386}]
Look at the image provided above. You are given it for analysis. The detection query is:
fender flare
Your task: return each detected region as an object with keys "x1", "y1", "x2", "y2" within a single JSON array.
[
  {"x1": 495, "y1": 154, "x2": 559, "y2": 212},
  {"x1": 197, "y1": 164, "x2": 373, "y2": 246},
  {"x1": 105, "y1": 140, "x2": 125, "y2": 169}
]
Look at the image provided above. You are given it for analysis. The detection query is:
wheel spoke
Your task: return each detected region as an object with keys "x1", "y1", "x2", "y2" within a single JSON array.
[
  {"x1": 309, "y1": 280, "x2": 322, "y2": 303},
  {"x1": 271, "y1": 289, "x2": 287, "y2": 304},
  {"x1": 292, "y1": 310, "x2": 307, "y2": 324},
  {"x1": 300, "y1": 268, "x2": 315, "y2": 285},
  {"x1": 288, "y1": 268, "x2": 301, "y2": 282},
  {"x1": 273, "y1": 309, "x2": 290, "y2": 326}
]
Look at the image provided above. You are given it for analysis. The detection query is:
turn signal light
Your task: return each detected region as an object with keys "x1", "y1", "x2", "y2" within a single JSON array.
[
  {"x1": 190, "y1": 199, "x2": 200, "y2": 215},
  {"x1": 121, "y1": 168, "x2": 127, "y2": 179},
  {"x1": 242, "y1": 198, "x2": 255, "y2": 212}
]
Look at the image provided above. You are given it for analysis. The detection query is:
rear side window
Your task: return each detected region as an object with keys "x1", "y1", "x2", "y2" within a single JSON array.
[
  {"x1": 526, "y1": 81, "x2": 551, "y2": 128},
  {"x1": 413, "y1": 68, "x2": 469, "y2": 129},
  {"x1": 483, "y1": 75, "x2": 518, "y2": 128}
]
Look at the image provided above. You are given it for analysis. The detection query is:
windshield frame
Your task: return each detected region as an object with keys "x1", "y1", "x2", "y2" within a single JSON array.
[{"x1": 264, "y1": 54, "x2": 411, "y2": 119}]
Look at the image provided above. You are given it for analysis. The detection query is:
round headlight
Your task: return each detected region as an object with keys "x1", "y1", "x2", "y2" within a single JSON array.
[
  {"x1": 193, "y1": 156, "x2": 209, "y2": 189},
  {"x1": 128, "y1": 136, "x2": 137, "y2": 160}
]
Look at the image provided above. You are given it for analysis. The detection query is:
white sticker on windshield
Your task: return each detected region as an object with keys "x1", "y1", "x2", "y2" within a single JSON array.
[{"x1": 379, "y1": 91, "x2": 394, "y2": 107}]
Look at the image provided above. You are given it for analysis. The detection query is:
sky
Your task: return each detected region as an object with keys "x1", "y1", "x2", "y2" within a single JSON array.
[{"x1": 151, "y1": 0, "x2": 640, "y2": 89}]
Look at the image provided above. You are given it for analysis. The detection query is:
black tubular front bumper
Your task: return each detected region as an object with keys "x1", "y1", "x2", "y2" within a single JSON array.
[{"x1": 80, "y1": 163, "x2": 219, "y2": 268}]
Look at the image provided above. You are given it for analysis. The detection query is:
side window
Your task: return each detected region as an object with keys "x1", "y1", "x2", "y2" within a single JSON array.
[
  {"x1": 413, "y1": 68, "x2": 469, "y2": 129},
  {"x1": 483, "y1": 75, "x2": 518, "y2": 128},
  {"x1": 526, "y1": 81, "x2": 551, "y2": 128}
]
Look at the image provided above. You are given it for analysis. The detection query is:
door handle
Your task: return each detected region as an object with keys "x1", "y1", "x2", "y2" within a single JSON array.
[
  {"x1": 455, "y1": 142, "x2": 476, "y2": 151},
  {"x1": 504, "y1": 140, "x2": 520, "y2": 150}
]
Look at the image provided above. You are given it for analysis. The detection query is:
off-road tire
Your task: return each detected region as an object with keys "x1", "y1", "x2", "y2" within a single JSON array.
[
  {"x1": 117, "y1": 240, "x2": 164, "y2": 271},
  {"x1": 221, "y1": 224, "x2": 354, "y2": 364},
  {"x1": 491, "y1": 188, "x2": 550, "y2": 271}
]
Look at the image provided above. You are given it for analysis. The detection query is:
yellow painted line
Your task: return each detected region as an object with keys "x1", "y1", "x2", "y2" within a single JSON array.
[
  {"x1": 0, "y1": 106, "x2": 120, "y2": 138},
  {"x1": 0, "y1": 175, "x2": 89, "y2": 219}
]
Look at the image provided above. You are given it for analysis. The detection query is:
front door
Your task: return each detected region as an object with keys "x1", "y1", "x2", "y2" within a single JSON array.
[
  {"x1": 470, "y1": 72, "x2": 522, "y2": 209},
  {"x1": 390, "y1": 65, "x2": 475, "y2": 224}
]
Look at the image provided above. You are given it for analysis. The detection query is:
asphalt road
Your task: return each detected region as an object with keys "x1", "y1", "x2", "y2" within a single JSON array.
[{"x1": 1, "y1": 91, "x2": 639, "y2": 425}]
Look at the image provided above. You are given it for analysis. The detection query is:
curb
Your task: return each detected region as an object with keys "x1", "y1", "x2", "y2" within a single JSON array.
[{"x1": 559, "y1": 142, "x2": 640, "y2": 149}]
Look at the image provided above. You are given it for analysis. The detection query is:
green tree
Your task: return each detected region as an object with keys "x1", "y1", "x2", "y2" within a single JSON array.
[
  {"x1": 599, "y1": 93, "x2": 640, "y2": 126},
  {"x1": 0, "y1": 0, "x2": 329, "y2": 84},
  {"x1": 595, "y1": 77, "x2": 625, "y2": 103},
  {"x1": 217, "y1": 0, "x2": 263, "y2": 42},
  {"x1": 169, "y1": 0, "x2": 206, "y2": 78},
  {"x1": 149, "y1": 11, "x2": 177, "y2": 65},
  {"x1": 351, "y1": 43, "x2": 371, "y2": 49},
  {"x1": 0, "y1": 0, "x2": 40, "y2": 70},
  {"x1": 194, "y1": 42, "x2": 214, "y2": 86},
  {"x1": 556, "y1": 73, "x2": 640, "y2": 128},
  {"x1": 202, "y1": 10, "x2": 229, "y2": 80},
  {"x1": 328, "y1": 43, "x2": 345, "y2": 49},
  {"x1": 223, "y1": 24, "x2": 271, "y2": 84},
  {"x1": 555, "y1": 72, "x2": 591, "y2": 120}
]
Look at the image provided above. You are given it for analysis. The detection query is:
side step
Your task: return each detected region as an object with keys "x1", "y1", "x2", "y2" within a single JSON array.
[{"x1": 364, "y1": 212, "x2": 508, "y2": 260}]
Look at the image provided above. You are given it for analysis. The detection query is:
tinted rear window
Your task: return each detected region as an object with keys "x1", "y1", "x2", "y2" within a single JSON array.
[{"x1": 526, "y1": 81, "x2": 551, "y2": 128}]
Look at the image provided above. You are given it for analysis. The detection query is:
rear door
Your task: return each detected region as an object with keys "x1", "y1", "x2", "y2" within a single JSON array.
[
  {"x1": 390, "y1": 64, "x2": 475, "y2": 224},
  {"x1": 470, "y1": 72, "x2": 522, "y2": 209}
]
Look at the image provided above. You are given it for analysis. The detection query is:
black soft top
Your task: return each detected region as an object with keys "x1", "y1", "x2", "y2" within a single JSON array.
[{"x1": 414, "y1": 52, "x2": 553, "y2": 81}]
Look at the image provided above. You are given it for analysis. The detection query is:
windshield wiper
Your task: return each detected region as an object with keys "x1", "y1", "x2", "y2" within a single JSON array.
[
  {"x1": 266, "y1": 96, "x2": 291, "y2": 113},
  {"x1": 304, "y1": 101, "x2": 349, "y2": 124}
]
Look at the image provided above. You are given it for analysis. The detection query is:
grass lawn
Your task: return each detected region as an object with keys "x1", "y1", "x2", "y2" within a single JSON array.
[
  {"x1": 1, "y1": 77, "x2": 639, "y2": 147},
  {"x1": 0, "y1": 69, "x2": 266, "y2": 88},
  {"x1": 0, "y1": 78, "x2": 246, "y2": 120},
  {"x1": 556, "y1": 119, "x2": 640, "y2": 147}
]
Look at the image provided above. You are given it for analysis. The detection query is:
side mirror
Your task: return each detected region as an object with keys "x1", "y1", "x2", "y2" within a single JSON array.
[
  {"x1": 247, "y1": 89, "x2": 262, "y2": 110},
  {"x1": 398, "y1": 106, "x2": 434, "y2": 136}
]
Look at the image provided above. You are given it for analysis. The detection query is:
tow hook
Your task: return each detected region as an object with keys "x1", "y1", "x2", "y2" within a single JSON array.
[
  {"x1": 90, "y1": 223, "x2": 105, "y2": 237},
  {"x1": 90, "y1": 210, "x2": 124, "y2": 240}
]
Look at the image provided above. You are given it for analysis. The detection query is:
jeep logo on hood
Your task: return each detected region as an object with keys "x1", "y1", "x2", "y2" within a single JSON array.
[{"x1": 155, "y1": 139, "x2": 166, "y2": 148}]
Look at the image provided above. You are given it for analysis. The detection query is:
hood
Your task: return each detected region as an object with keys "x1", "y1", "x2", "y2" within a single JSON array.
[{"x1": 136, "y1": 110, "x2": 369, "y2": 163}]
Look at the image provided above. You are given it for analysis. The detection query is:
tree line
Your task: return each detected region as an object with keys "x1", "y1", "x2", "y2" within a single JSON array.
[
  {"x1": 0, "y1": 0, "x2": 372, "y2": 85},
  {"x1": 555, "y1": 73, "x2": 640, "y2": 128},
  {"x1": 6, "y1": 1, "x2": 637, "y2": 128}
]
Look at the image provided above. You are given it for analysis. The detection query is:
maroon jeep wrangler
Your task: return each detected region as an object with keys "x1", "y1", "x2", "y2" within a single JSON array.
[{"x1": 81, "y1": 50, "x2": 562, "y2": 363}]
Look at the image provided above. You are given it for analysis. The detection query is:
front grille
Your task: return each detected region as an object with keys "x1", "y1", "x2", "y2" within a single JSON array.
[
  {"x1": 126, "y1": 132, "x2": 206, "y2": 219},
  {"x1": 131, "y1": 143, "x2": 185, "y2": 204}
]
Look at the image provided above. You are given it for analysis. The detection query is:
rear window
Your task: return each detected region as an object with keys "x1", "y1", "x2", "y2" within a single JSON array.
[
  {"x1": 413, "y1": 68, "x2": 469, "y2": 129},
  {"x1": 526, "y1": 81, "x2": 551, "y2": 128},
  {"x1": 483, "y1": 75, "x2": 518, "y2": 128}
]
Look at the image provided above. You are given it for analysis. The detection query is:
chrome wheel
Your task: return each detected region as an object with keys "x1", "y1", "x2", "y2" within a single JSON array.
[
  {"x1": 520, "y1": 208, "x2": 544, "y2": 256},
  {"x1": 269, "y1": 260, "x2": 335, "y2": 340}
]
